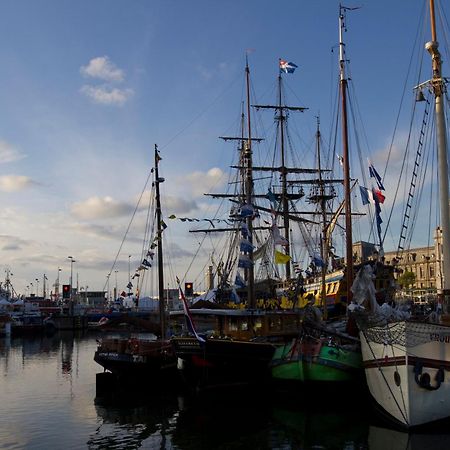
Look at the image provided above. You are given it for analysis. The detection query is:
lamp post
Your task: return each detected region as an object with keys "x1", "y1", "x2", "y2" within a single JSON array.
[
  {"x1": 56, "y1": 268, "x2": 62, "y2": 302},
  {"x1": 68, "y1": 256, "x2": 76, "y2": 300}
]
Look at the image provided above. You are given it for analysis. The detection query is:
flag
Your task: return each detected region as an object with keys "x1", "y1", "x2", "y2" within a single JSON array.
[
  {"x1": 239, "y1": 238, "x2": 254, "y2": 253},
  {"x1": 275, "y1": 250, "x2": 291, "y2": 264},
  {"x1": 279, "y1": 59, "x2": 298, "y2": 73},
  {"x1": 240, "y1": 203, "x2": 255, "y2": 217},
  {"x1": 373, "y1": 188, "x2": 385, "y2": 204},
  {"x1": 241, "y1": 222, "x2": 250, "y2": 238},
  {"x1": 177, "y1": 277, "x2": 205, "y2": 343},
  {"x1": 272, "y1": 224, "x2": 289, "y2": 246},
  {"x1": 127, "y1": 281, "x2": 133, "y2": 289},
  {"x1": 368, "y1": 161, "x2": 385, "y2": 190},
  {"x1": 142, "y1": 259, "x2": 152, "y2": 268},
  {"x1": 253, "y1": 241, "x2": 268, "y2": 261},
  {"x1": 132, "y1": 272, "x2": 140, "y2": 279},
  {"x1": 147, "y1": 250, "x2": 155, "y2": 259},
  {"x1": 265, "y1": 188, "x2": 278, "y2": 205},
  {"x1": 238, "y1": 254, "x2": 253, "y2": 268},
  {"x1": 120, "y1": 291, "x2": 127, "y2": 297},
  {"x1": 337, "y1": 155, "x2": 344, "y2": 167},
  {"x1": 312, "y1": 253, "x2": 325, "y2": 268},
  {"x1": 234, "y1": 272, "x2": 246, "y2": 288},
  {"x1": 359, "y1": 186, "x2": 371, "y2": 205}
]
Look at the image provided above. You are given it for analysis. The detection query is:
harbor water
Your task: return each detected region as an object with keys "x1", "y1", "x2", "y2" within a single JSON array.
[{"x1": 1, "y1": 332, "x2": 450, "y2": 449}]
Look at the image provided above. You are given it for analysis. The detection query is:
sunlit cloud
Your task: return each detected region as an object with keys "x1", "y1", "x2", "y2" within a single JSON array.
[
  {"x1": 179, "y1": 167, "x2": 226, "y2": 197},
  {"x1": 80, "y1": 85, "x2": 134, "y2": 106},
  {"x1": 0, "y1": 175, "x2": 37, "y2": 192},
  {"x1": 70, "y1": 196, "x2": 134, "y2": 220},
  {"x1": 80, "y1": 56, "x2": 124, "y2": 82},
  {"x1": 0, "y1": 141, "x2": 25, "y2": 164}
]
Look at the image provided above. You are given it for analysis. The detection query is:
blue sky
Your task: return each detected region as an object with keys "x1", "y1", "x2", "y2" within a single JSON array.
[{"x1": 0, "y1": 0, "x2": 447, "y2": 296}]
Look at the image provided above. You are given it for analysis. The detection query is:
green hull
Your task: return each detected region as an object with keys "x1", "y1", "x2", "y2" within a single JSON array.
[{"x1": 271, "y1": 340, "x2": 362, "y2": 383}]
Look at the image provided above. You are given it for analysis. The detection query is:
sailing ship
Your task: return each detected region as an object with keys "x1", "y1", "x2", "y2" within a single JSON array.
[
  {"x1": 94, "y1": 146, "x2": 177, "y2": 383},
  {"x1": 170, "y1": 59, "x2": 309, "y2": 390},
  {"x1": 355, "y1": 0, "x2": 450, "y2": 428}
]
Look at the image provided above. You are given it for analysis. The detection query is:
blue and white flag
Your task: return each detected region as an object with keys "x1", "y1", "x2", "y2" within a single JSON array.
[
  {"x1": 279, "y1": 59, "x2": 298, "y2": 74},
  {"x1": 368, "y1": 161, "x2": 385, "y2": 191}
]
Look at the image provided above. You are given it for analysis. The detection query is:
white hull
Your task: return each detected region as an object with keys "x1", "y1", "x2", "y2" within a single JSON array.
[{"x1": 359, "y1": 320, "x2": 450, "y2": 427}]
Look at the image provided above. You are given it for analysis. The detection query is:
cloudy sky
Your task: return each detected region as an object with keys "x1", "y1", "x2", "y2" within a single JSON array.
[{"x1": 0, "y1": 0, "x2": 447, "y2": 296}]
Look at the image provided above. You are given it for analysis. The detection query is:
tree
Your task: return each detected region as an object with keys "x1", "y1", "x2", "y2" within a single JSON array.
[{"x1": 398, "y1": 271, "x2": 416, "y2": 289}]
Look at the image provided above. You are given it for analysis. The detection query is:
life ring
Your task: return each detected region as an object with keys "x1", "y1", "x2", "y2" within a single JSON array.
[{"x1": 414, "y1": 361, "x2": 444, "y2": 391}]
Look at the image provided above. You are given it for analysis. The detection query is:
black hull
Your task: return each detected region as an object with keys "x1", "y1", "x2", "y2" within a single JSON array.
[
  {"x1": 172, "y1": 337, "x2": 276, "y2": 390},
  {"x1": 94, "y1": 339, "x2": 177, "y2": 385}
]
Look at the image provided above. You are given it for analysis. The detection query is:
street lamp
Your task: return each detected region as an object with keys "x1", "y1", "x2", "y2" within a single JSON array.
[
  {"x1": 68, "y1": 256, "x2": 76, "y2": 300},
  {"x1": 56, "y1": 268, "x2": 62, "y2": 301}
]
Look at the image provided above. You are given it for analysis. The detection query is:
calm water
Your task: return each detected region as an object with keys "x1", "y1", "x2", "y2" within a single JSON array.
[{"x1": 1, "y1": 332, "x2": 450, "y2": 449}]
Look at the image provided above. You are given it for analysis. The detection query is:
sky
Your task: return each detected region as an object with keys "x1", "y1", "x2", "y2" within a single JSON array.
[{"x1": 0, "y1": 0, "x2": 448, "y2": 297}]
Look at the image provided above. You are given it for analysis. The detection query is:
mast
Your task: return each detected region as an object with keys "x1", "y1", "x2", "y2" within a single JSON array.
[
  {"x1": 339, "y1": 5, "x2": 353, "y2": 302},
  {"x1": 253, "y1": 71, "x2": 308, "y2": 280},
  {"x1": 427, "y1": 0, "x2": 450, "y2": 305},
  {"x1": 154, "y1": 144, "x2": 166, "y2": 338},
  {"x1": 244, "y1": 58, "x2": 256, "y2": 309},
  {"x1": 316, "y1": 118, "x2": 328, "y2": 320}
]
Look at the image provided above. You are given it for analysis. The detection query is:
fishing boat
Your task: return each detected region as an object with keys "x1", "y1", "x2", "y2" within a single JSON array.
[
  {"x1": 355, "y1": 0, "x2": 450, "y2": 428},
  {"x1": 94, "y1": 146, "x2": 177, "y2": 384}
]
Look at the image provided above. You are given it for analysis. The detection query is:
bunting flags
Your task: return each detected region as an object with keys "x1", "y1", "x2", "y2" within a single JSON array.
[
  {"x1": 127, "y1": 282, "x2": 133, "y2": 289},
  {"x1": 275, "y1": 250, "x2": 291, "y2": 264},
  {"x1": 141, "y1": 259, "x2": 152, "y2": 268}
]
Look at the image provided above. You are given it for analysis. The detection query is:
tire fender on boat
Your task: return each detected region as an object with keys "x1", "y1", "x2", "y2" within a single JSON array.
[{"x1": 414, "y1": 361, "x2": 445, "y2": 390}]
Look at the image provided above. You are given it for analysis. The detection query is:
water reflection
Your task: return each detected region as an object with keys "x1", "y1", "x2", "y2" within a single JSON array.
[{"x1": 2, "y1": 333, "x2": 450, "y2": 449}]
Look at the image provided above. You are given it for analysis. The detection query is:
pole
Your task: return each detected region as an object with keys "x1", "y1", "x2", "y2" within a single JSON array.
[
  {"x1": 427, "y1": 0, "x2": 450, "y2": 308},
  {"x1": 339, "y1": 6, "x2": 354, "y2": 302}
]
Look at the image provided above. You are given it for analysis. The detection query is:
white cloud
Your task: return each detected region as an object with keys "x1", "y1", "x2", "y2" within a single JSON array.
[
  {"x1": 71, "y1": 196, "x2": 134, "y2": 220},
  {"x1": 0, "y1": 141, "x2": 25, "y2": 164},
  {"x1": 80, "y1": 85, "x2": 134, "y2": 106},
  {"x1": 0, "y1": 175, "x2": 36, "y2": 192},
  {"x1": 181, "y1": 167, "x2": 226, "y2": 197},
  {"x1": 80, "y1": 56, "x2": 124, "y2": 82}
]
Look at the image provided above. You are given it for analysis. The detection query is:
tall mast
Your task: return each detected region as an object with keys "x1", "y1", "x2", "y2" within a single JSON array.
[
  {"x1": 154, "y1": 144, "x2": 166, "y2": 338},
  {"x1": 278, "y1": 74, "x2": 291, "y2": 279},
  {"x1": 316, "y1": 118, "x2": 328, "y2": 320},
  {"x1": 253, "y1": 69, "x2": 308, "y2": 280},
  {"x1": 339, "y1": 5, "x2": 353, "y2": 301},
  {"x1": 427, "y1": 0, "x2": 450, "y2": 304},
  {"x1": 245, "y1": 57, "x2": 255, "y2": 309}
]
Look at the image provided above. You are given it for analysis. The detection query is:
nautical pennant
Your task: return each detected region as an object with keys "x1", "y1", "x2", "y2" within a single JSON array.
[{"x1": 279, "y1": 59, "x2": 298, "y2": 73}]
